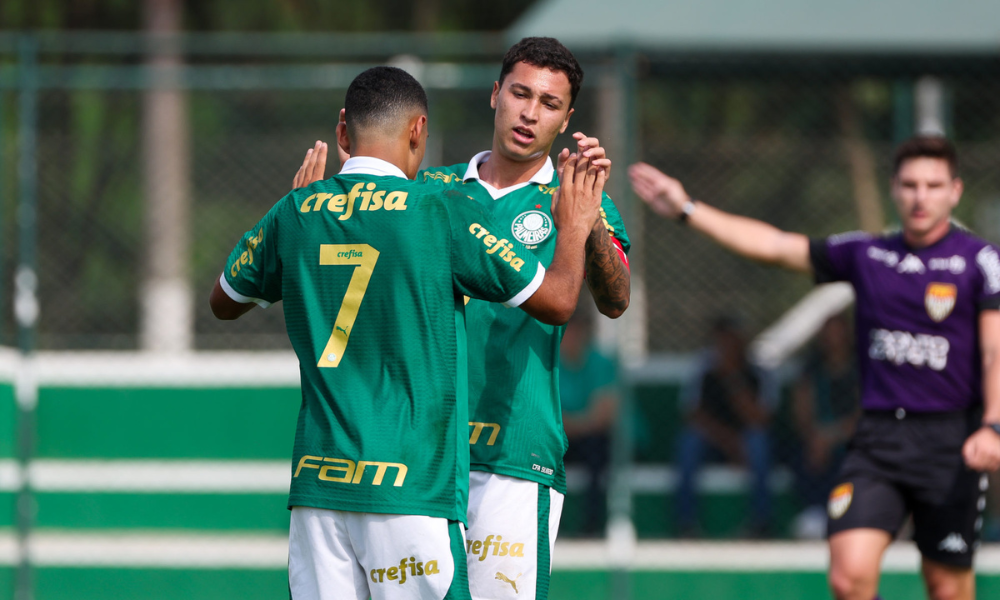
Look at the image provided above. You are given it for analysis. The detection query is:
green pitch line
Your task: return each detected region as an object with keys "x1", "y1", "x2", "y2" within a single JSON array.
[{"x1": 16, "y1": 568, "x2": 1000, "y2": 600}]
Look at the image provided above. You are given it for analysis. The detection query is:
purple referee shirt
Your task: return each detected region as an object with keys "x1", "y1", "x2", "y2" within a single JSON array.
[{"x1": 810, "y1": 227, "x2": 1000, "y2": 412}]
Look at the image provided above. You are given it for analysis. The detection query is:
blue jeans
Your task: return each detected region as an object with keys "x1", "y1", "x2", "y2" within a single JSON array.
[{"x1": 676, "y1": 426, "x2": 771, "y2": 531}]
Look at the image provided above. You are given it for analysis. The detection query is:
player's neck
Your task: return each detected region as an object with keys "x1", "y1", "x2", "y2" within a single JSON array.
[
  {"x1": 902, "y1": 220, "x2": 952, "y2": 249},
  {"x1": 478, "y1": 145, "x2": 549, "y2": 190},
  {"x1": 351, "y1": 143, "x2": 415, "y2": 179}
]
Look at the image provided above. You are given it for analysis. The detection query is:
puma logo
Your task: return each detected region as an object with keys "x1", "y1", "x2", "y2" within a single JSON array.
[
  {"x1": 336, "y1": 325, "x2": 349, "y2": 334},
  {"x1": 495, "y1": 572, "x2": 521, "y2": 594}
]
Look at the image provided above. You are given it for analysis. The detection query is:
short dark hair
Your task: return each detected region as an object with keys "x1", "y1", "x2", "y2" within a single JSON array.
[
  {"x1": 893, "y1": 135, "x2": 958, "y2": 178},
  {"x1": 499, "y1": 37, "x2": 584, "y2": 107},
  {"x1": 344, "y1": 66, "x2": 428, "y2": 137}
]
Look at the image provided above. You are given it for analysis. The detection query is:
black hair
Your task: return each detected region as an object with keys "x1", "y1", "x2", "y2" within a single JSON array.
[
  {"x1": 344, "y1": 66, "x2": 428, "y2": 137},
  {"x1": 499, "y1": 37, "x2": 584, "y2": 107},
  {"x1": 893, "y1": 135, "x2": 958, "y2": 178}
]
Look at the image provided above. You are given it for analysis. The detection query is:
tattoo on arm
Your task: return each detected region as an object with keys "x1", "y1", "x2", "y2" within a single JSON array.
[{"x1": 585, "y1": 224, "x2": 631, "y2": 317}]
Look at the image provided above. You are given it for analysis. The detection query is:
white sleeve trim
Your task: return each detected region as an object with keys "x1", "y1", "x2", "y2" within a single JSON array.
[
  {"x1": 219, "y1": 274, "x2": 272, "y2": 309},
  {"x1": 503, "y1": 263, "x2": 546, "y2": 308}
]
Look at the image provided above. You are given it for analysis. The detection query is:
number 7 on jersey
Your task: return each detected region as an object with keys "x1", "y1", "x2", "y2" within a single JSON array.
[{"x1": 317, "y1": 244, "x2": 380, "y2": 368}]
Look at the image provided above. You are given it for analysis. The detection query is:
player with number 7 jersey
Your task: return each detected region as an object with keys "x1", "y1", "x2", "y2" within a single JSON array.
[{"x1": 219, "y1": 163, "x2": 586, "y2": 522}]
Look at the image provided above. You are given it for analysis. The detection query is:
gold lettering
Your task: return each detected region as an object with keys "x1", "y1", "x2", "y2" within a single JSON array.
[
  {"x1": 327, "y1": 194, "x2": 347, "y2": 213},
  {"x1": 387, "y1": 567, "x2": 398, "y2": 581},
  {"x1": 376, "y1": 568, "x2": 386, "y2": 582},
  {"x1": 510, "y1": 258, "x2": 525, "y2": 272},
  {"x1": 240, "y1": 251, "x2": 249, "y2": 265},
  {"x1": 293, "y1": 455, "x2": 322, "y2": 477},
  {"x1": 312, "y1": 193, "x2": 333, "y2": 211},
  {"x1": 472, "y1": 541, "x2": 482, "y2": 554},
  {"x1": 301, "y1": 194, "x2": 317, "y2": 212},
  {"x1": 499, "y1": 542, "x2": 509, "y2": 556},
  {"x1": 318, "y1": 458, "x2": 356, "y2": 482},
  {"x1": 384, "y1": 191, "x2": 408, "y2": 210},
  {"x1": 469, "y1": 422, "x2": 501, "y2": 446},
  {"x1": 346, "y1": 182, "x2": 365, "y2": 213},
  {"x1": 370, "y1": 570, "x2": 378, "y2": 583},
  {"x1": 339, "y1": 194, "x2": 356, "y2": 221},
  {"x1": 416, "y1": 561, "x2": 424, "y2": 575},
  {"x1": 352, "y1": 461, "x2": 408, "y2": 486},
  {"x1": 364, "y1": 190, "x2": 385, "y2": 211},
  {"x1": 483, "y1": 234, "x2": 497, "y2": 247},
  {"x1": 469, "y1": 223, "x2": 482, "y2": 235},
  {"x1": 509, "y1": 544, "x2": 524, "y2": 557},
  {"x1": 424, "y1": 561, "x2": 439, "y2": 574},
  {"x1": 476, "y1": 228, "x2": 489, "y2": 239},
  {"x1": 230, "y1": 263, "x2": 240, "y2": 277}
]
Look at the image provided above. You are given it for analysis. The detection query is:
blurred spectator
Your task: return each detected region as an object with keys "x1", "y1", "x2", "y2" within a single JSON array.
[
  {"x1": 790, "y1": 313, "x2": 861, "y2": 539},
  {"x1": 676, "y1": 317, "x2": 771, "y2": 537},
  {"x1": 560, "y1": 309, "x2": 619, "y2": 536}
]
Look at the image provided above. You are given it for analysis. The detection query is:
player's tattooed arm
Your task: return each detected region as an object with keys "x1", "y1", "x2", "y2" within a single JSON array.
[
  {"x1": 585, "y1": 223, "x2": 630, "y2": 318},
  {"x1": 558, "y1": 132, "x2": 630, "y2": 318}
]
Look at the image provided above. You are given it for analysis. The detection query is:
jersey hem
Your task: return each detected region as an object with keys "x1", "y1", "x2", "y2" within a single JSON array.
[
  {"x1": 286, "y1": 495, "x2": 464, "y2": 525},
  {"x1": 504, "y1": 263, "x2": 546, "y2": 308},
  {"x1": 220, "y1": 273, "x2": 272, "y2": 308},
  {"x1": 469, "y1": 463, "x2": 567, "y2": 495}
]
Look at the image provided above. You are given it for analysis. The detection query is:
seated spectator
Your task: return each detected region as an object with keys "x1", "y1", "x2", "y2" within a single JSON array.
[
  {"x1": 676, "y1": 317, "x2": 771, "y2": 537},
  {"x1": 790, "y1": 313, "x2": 861, "y2": 539},
  {"x1": 560, "y1": 309, "x2": 619, "y2": 536}
]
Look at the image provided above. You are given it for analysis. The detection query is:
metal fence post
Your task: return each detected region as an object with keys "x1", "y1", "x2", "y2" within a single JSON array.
[
  {"x1": 607, "y1": 44, "x2": 639, "y2": 600},
  {"x1": 14, "y1": 32, "x2": 39, "y2": 600}
]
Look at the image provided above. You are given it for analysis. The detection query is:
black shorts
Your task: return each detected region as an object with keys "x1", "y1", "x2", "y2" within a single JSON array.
[{"x1": 825, "y1": 408, "x2": 988, "y2": 567}]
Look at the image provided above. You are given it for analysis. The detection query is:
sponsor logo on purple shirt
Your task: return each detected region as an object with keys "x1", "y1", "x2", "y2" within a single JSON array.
[{"x1": 811, "y1": 228, "x2": 1000, "y2": 412}]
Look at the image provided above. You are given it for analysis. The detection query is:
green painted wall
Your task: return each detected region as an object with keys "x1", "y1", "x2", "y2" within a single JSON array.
[
  {"x1": 0, "y1": 382, "x2": 15, "y2": 457},
  {"x1": 35, "y1": 387, "x2": 299, "y2": 459}
]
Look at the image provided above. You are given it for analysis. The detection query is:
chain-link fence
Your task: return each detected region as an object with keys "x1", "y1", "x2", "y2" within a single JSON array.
[{"x1": 4, "y1": 32, "x2": 1000, "y2": 599}]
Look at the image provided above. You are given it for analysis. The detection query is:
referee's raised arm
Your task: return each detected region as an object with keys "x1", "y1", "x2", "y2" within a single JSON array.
[{"x1": 628, "y1": 162, "x2": 812, "y2": 273}]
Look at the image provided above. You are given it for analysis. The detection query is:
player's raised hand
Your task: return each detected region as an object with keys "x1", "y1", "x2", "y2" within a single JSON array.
[
  {"x1": 552, "y1": 153, "x2": 606, "y2": 235},
  {"x1": 557, "y1": 132, "x2": 612, "y2": 182},
  {"x1": 628, "y1": 162, "x2": 691, "y2": 220},
  {"x1": 292, "y1": 140, "x2": 328, "y2": 189},
  {"x1": 963, "y1": 427, "x2": 1000, "y2": 472}
]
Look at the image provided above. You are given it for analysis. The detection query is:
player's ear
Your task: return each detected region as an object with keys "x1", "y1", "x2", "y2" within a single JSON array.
[
  {"x1": 337, "y1": 114, "x2": 352, "y2": 156},
  {"x1": 951, "y1": 177, "x2": 964, "y2": 208},
  {"x1": 490, "y1": 81, "x2": 500, "y2": 110},
  {"x1": 558, "y1": 107, "x2": 574, "y2": 134},
  {"x1": 409, "y1": 114, "x2": 427, "y2": 150}
]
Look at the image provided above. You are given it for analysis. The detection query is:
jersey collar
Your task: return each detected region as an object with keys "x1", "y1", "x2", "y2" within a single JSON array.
[
  {"x1": 462, "y1": 151, "x2": 554, "y2": 200},
  {"x1": 340, "y1": 156, "x2": 408, "y2": 179}
]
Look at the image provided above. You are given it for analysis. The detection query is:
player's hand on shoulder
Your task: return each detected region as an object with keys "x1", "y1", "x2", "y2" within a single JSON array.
[
  {"x1": 628, "y1": 162, "x2": 691, "y2": 219},
  {"x1": 292, "y1": 140, "x2": 328, "y2": 189},
  {"x1": 962, "y1": 426, "x2": 1000, "y2": 472},
  {"x1": 552, "y1": 152, "x2": 606, "y2": 235}
]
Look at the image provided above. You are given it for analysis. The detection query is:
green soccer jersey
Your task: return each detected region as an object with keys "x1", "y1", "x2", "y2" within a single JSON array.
[
  {"x1": 221, "y1": 157, "x2": 545, "y2": 523},
  {"x1": 419, "y1": 152, "x2": 630, "y2": 492}
]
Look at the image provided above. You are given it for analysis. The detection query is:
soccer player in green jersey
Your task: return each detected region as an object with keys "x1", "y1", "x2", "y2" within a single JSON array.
[
  {"x1": 294, "y1": 38, "x2": 631, "y2": 600},
  {"x1": 210, "y1": 66, "x2": 607, "y2": 600}
]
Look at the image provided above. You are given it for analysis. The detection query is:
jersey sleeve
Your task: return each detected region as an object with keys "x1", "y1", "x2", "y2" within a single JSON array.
[
  {"x1": 221, "y1": 199, "x2": 285, "y2": 307},
  {"x1": 446, "y1": 193, "x2": 545, "y2": 308},
  {"x1": 598, "y1": 192, "x2": 631, "y2": 269},
  {"x1": 974, "y1": 243, "x2": 1000, "y2": 310},
  {"x1": 809, "y1": 231, "x2": 871, "y2": 284}
]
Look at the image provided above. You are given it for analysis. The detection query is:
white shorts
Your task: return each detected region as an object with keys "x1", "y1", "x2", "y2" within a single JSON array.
[
  {"x1": 465, "y1": 472, "x2": 565, "y2": 600},
  {"x1": 288, "y1": 507, "x2": 470, "y2": 600}
]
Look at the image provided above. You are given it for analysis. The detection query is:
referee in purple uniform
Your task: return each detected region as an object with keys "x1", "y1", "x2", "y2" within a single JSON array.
[{"x1": 629, "y1": 136, "x2": 1000, "y2": 600}]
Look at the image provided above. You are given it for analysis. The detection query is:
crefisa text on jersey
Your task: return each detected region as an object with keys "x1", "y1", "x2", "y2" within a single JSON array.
[
  {"x1": 299, "y1": 182, "x2": 409, "y2": 221},
  {"x1": 467, "y1": 223, "x2": 527, "y2": 272}
]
